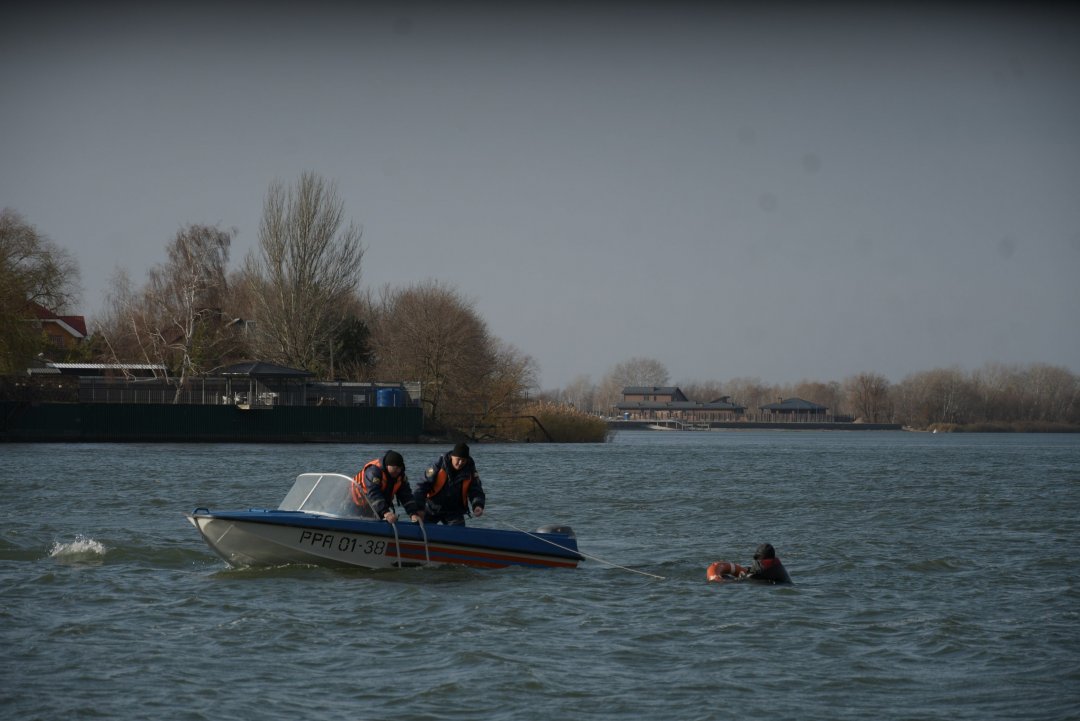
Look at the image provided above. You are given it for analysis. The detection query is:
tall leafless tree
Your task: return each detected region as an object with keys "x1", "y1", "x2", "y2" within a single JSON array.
[
  {"x1": 560, "y1": 374, "x2": 598, "y2": 413},
  {"x1": 96, "y1": 225, "x2": 233, "y2": 398},
  {"x1": 892, "y1": 367, "x2": 974, "y2": 426},
  {"x1": 243, "y1": 171, "x2": 365, "y2": 374},
  {"x1": 723, "y1": 377, "x2": 774, "y2": 418},
  {"x1": 368, "y1": 280, "x2": 491, "y2": 427},
  {"x1": 972, "y1": 362, "x2": 1079, "y2": 423},
  {"x1": 844, "y1": 372, "x2": 891, "y2": 422},
  {"x1": 95, "y1": 268, "x2": 148, "y2": 374},
  {"x1": 150, "y1": 224, "x2": 233, "y2": 399},
  {"x1": 595, "y1": 356, "x2": 671, "y2": 413}
]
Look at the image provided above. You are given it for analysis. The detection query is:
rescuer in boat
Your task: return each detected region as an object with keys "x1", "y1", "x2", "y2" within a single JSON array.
[
  {"x1": 353, "y1": 450, "x2": 423, "y2": 524},
  {"x1": 415, "y1": 442, "x2": 486, "y2": 526},
  {"x1": 706, "y1": 543, "x2": 792, "y2": 584}
]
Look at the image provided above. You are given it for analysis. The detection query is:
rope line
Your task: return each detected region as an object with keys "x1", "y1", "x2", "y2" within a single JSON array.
[{"x1": 484, "y1": 510, "x2": 665, "y2": 580}]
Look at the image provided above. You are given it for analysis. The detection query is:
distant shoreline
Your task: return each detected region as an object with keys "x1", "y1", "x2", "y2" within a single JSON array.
[
  {"x1": 608, "y1": 419, "x2": 903, "y2": 431},
  {"x1": 607, "y1": 419, "x2": 1080, "y2": 433}
]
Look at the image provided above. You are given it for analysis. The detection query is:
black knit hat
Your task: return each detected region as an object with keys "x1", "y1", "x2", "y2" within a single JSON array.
[
  {"x1": 450, "y1": 442, "x2": 470, "y2": 459},
  {"x1": 753, "y1": 543, "x2": 776, "y2": 560},
  {"x1": 384, "y1": 450, "x2": 405, "y2": 468}
]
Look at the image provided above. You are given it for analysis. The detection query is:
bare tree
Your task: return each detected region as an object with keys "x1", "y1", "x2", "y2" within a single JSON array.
[
  {"x1": 368, "y1": 280, "x2": 491, "y2": 427},
  {"x1": 844, "y1": 373, "x2": 891, "y2": 422},
  {"x1": 458, "y1": 339, "x2": 539, "y2": 438},
  {"x1": 893, "y1": 367, "x2": 974, "y2": 426},
  {"x1": 149, "y1": 225, "x2": 233, "y2": 399},
  {"x1": 886, "y1": 362, "x2": 1080, "y2": 427},
  {"x1": 614, "y1": 356, "x2": 671, "y2": 386},
  {"x1": 367, "y1": 280, "x2": 539, "y2": 435},
  {"x1": 243, "y1": 171, "x2": 365, "y2": 374},
  {"x1": 971, "y1": 362, "x2": 1017, "y2": 422},
  {"x1": 792, "y1": 380, "x2": 844, "y2": 415},
  {"x1": 596, "y1": 357, "x2": 670, "y2": 413},
  {"x1": 723, "y1": 377, "x2": 774, "y2": 418},
  {"x1": 94, "y1": 268, "x2": 147, "y2": 372},
  {"x1": 560, "y1": 374, "x2": 597, "y2": 413},
  {"x1": 95, "y1": 225, "x2": 233, "y2": 397}
]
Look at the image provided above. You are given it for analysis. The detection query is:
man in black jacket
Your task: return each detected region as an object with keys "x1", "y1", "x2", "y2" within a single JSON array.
[
  {"x1": 415, "y1": 442, "x2": 486, "y2": 526},
  {"x1": 745, "y1": 543, "x2": 792, "y2": 584}
]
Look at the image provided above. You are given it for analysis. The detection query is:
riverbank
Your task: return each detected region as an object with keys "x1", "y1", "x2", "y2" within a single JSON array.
[
  {"x1": 608, "y1": 419, "x2": 903, "y2": 431},
  {"x1": 927, "y1": 421, "x2": 1080, "y2": 433}
]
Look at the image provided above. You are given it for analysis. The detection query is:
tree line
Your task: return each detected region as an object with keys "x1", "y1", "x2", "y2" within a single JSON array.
[
  {"x1": 4, "y1": 176, "x2": 1078, "y2": 435},
  {"x1": 540, "y1": 357, "x2": 1080, "y2": 430}
]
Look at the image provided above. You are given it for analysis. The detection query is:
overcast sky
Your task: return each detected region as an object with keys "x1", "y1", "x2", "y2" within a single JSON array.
[{"x1": 4, "y1": 2, "x2": 1078, "y2": 389}]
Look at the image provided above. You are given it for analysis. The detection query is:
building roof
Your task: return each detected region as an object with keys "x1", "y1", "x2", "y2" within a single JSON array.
[
  {"x1": 27, "y1": 301, "x2": 87, "y2": 338},
  {"x1": 760, "y1": 397, "x2": 827, "y2": 411},
  {"x1": 616, "y1": 400, "x2": 746, "y2": 412},
  {"x1": 31, "y1": 362, "x2": 166, "y2": 377},
  {"x1": 221, "y1": 361, "x2": 314, "y2": 378},
  {"x1": 47, "y1": 363, "x2": 165, "y2": 371},
  {"x1": 621, "y1": 386, "x2": 691, "y2": 403}
]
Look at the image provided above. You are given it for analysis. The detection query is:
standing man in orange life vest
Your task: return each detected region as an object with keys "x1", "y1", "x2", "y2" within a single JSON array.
[
  {"x1": 353, "y1": 450, "x2": 422, "y2": 523},
  {"x1": 415, "y1": 442, "x2": 486, "y2": 526}
]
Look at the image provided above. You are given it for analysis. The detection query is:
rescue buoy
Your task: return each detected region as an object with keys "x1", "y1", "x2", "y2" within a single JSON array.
[{"x1": 706, "y1": 560, "x2": 746, "y2": 582}]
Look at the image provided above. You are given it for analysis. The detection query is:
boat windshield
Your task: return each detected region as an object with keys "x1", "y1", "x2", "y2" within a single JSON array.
[{"x1": 278, "y1": 473, "x2": 372, "y2": 518}]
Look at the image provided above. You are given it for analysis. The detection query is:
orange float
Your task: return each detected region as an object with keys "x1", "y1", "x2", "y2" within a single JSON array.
[{"x1": 706, "y1": 560, "x2": 746, "y2": 582}]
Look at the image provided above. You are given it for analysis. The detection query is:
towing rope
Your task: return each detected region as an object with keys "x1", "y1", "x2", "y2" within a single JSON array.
[{"x1": 483, "y1": 510, "x2": 665, "y2": 580}]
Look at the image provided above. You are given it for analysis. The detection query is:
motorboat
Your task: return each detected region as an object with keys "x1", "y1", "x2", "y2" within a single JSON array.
[{"x1": 186, "y1": 473, "x2": 583, "y2": 570}]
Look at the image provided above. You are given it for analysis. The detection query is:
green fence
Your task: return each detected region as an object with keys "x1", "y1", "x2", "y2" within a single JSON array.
[{"x1": 0, "y1": 402, "x2": 423, "y2": 443}]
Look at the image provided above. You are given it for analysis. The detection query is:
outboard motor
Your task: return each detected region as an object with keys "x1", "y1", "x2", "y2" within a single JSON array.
[{"x1": 535, "y1": 524, "x2": 575, "y2": 538}]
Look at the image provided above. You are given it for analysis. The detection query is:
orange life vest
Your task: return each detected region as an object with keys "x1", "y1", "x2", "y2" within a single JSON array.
[
  {"x1": 427, "y1": 466, "x2": 473, "y2": 510},
  {"x1": 352, "y1": 459, "x2": 403, "y2": 508}
]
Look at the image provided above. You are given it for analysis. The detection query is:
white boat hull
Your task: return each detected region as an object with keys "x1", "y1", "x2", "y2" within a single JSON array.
[
  {"x1": 187, "y1": 512, "x2": 582, "y2": 570},
  {"x1": 186, "y1": 473, "x2": 582, "y2": 571}
]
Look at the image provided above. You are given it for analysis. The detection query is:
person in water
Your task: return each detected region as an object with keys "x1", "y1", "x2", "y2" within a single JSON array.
[
  {"x1": 415, "y1": 442, "x2": 486, "y2": 526},
  {"x1": 706, "y1": 543, "x2": 792, "y2": 584},
  {"x1": 744, "y1": 543, "x2": 792, "y2": 584},
  {"x1": 353, "y1": 450, "x2": 423, "y2": 524}
]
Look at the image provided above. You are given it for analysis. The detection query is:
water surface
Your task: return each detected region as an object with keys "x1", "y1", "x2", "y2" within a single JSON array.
[{"x1": 2, "y1": 431, "x2": 1077, "y2": 720}]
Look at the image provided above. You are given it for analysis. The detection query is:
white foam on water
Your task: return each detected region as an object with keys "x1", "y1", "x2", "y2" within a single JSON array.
[{"x1": 49, "y1": 535, "x2": 107, "y2": 562}]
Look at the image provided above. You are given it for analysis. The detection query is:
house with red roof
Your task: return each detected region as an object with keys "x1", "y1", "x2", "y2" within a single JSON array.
[{"x1": 27, "y1": 301, "x2": 87, "y2": 351}]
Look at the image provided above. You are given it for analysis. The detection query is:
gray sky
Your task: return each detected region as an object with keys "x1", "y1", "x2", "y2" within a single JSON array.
[{"x1": 4, "y1": 2, "x2": 1078, "y2": 390}]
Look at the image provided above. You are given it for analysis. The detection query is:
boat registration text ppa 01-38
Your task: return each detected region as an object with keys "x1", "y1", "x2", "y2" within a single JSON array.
[{"x1": 298, "y1": 530, "x2": 386, "y2": 555}]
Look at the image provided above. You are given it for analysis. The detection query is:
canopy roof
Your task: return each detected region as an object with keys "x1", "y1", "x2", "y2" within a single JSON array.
[
  {"x1": 760, "y1": 397, "x2": 827, "y2": 411},
  {"x1": 220, "y1": 362, "x2": 314, "y2": 378}
]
